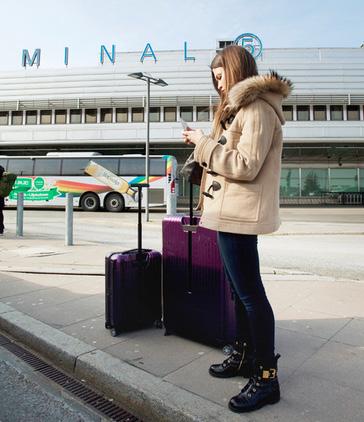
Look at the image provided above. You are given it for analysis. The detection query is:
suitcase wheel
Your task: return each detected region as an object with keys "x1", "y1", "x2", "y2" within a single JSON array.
[
  {"x1": 154, "y1": 320, "x2": 163, "y2": 329},
  {"x1": 111, "y1": 328, "x2": 118, "y2": 337},
  {"x1": 105, "y1": 322, "x2": 111, "y2": 329},
  {"x1": 164, "y1": 329, "x2": 172, "y2": 336}
]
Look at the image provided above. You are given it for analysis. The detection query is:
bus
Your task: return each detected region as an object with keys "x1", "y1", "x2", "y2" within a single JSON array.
[{"x1": 0, "y1": 153, "x2": 178, "y2": 212}]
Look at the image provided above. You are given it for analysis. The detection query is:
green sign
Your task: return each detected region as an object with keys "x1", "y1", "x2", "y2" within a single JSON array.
[
  {"x1": 34, "y1": 177, "x2": 45, "y2": 190},
  {"x1": 14, "y1": 177, "x2": 32, "y2": 192},
  {"x1": 9, "y1": 177, "x2": 60, "y2": 201}
]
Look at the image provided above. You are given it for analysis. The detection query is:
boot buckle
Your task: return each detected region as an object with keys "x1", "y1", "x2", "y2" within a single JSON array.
[{"x1": 262, "y1": 368, "x2": 277, "y2": 379}]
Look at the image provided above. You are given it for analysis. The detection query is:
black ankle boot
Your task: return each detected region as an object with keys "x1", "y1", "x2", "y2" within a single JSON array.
[
  {"x1": 228, "y1": 354, "x2": 281, "y2": 413},
  {"x1": 209, "y1": 342, "x2": 254, "y2": 379}
]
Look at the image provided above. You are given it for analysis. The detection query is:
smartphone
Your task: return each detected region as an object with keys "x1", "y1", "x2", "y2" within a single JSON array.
[{"x1": 180, "y1": 118, "x2": 190, "y2": 130}]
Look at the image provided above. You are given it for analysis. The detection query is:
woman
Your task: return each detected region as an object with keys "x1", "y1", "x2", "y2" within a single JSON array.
[{"x1": 182, "y1": 45, "x2": 292, "y2": 413}]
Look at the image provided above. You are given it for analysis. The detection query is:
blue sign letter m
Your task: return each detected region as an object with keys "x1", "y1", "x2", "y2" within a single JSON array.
[{"x1": 22, "y1": 49, "x2": 41, "y2": 67}]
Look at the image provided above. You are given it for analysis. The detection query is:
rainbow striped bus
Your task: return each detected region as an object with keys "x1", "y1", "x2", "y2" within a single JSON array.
[{"x1": 0, "y1": 152, "x2": 178, "y2": 212}]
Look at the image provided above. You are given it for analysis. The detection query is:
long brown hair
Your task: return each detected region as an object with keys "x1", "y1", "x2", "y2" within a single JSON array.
[{"x1": 210, "y1": 45, "x2": 258, "y2": 138}]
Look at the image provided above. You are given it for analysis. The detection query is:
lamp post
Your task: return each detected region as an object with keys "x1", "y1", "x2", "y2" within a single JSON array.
[{"x1": 128, "y1": 72, "x2": 168, "y2": 222}]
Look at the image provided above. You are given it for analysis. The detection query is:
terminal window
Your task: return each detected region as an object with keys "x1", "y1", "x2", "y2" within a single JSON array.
[
  {"x1": 101, "y1": 108, "x2": 112, "y2": 123},
  {"x1": 301, "y1": 168, "x2": 328, "y2": 195},
  {"x1": 180, "y1": 106, "x2": 193, "y2": 122},
  {"x1": 280, "y1": 168, "x2": 300, "y2": 197},
  {"x1": 330, "y1": 105, "x2": 343, "y2": 121},
  {"x1": 313, "y1": 105, "x2": 326, "y2": 121},
  {"x1": 197, "y1": 106, "x2": 209, "y2": 122},
  {"x1": 330, "y1": 168, "x2": 358, "y2": 192},
  {"x1": 55, "y1": 110, "x2": 67, "y2": 124},
  {"x1": 347, "y1": 105, "x2": 360, "y2": 121},
  {"x1": 40, "y1": 110, "x2": 52, "y2": 124},
  {"x1": 85, "y1": 109, "x2": 97, "y2": 124},
  {"x1": 0, "y1": 111, "x2": 9, "y2": 125},
  {"x1": 116, "y1": 108, "x2": 128, "y2": 123},
  {"x1": 70, "y1": 109, "x2": 81, "y2": 124},
  {"x1": 297, "y1": 106, "x2": 310, "y2": 121},
  {"x1": 132, "y1": 107, "x2": 144, "y2": 123},
  {"x1": 164, "y1": 107, "x2": 177, "y2": 122},
  {"x1": 26, "y1": 110, "x2": 37, "y2": 125},
  {"x1": 150, "y1": 107, "x2": 160, "y2": 122},
  {"x1": 282, "y1": 106, "x2": 293, "y2": 121},
  {"x1": 11, "y1": 111, "x2": 23, "y2": 125}
]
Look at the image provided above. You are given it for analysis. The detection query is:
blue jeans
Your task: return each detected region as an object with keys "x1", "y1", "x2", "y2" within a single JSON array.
[
  {"x1": 0, "y1": 197, "x2": 4, "y2": 233},
  {"x1": 217, "y1": 231, "x2": 276, "y2": 365}
]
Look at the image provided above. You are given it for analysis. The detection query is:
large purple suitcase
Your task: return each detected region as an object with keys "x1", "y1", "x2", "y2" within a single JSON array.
[
  {"x1": 105, "y1": 184, "x2": 162, "y2": 337},
  {"x1": 162, "y1": 186, "x2": 238, "y2": 347}
]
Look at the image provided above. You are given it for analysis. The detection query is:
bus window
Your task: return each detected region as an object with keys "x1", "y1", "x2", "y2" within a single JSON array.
[
  {"x1": 0, "y1": 158, "x2": 7, "y2": 170},
  {"x1": 93, "y1": 158, "x2": 119, "y2": 174},
  {"x1": 150, "y1": 159, "x2": 166, "y2": 176},
  {"x1": 7, "y1": 158, "x2": 34, "y2": 175},
  {"x1": 118, "y1": 158, "x2": 165, "y2": 176},
  {"x1": 34, "y1": 159, "x2": 61, "y2": 176},
  {"x1": 61, "y1": 158, "x2": 91, "y2": 175}
]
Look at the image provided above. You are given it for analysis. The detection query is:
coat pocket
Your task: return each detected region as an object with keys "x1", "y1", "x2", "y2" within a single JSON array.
[{"x1": 219, "y1": 183, "x2": 262, "y2": 222}]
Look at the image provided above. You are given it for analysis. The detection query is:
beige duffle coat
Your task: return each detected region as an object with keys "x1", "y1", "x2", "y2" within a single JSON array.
[{"x1": 193, "y1": 71, "x2": 293, "y2": 235}]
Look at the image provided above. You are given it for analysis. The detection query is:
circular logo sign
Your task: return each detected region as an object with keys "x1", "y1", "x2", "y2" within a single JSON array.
[
  {"x1": 34, "y1": 177, "x2": 45, "y2": 190},
  {"x1": 234, "y1": 33, "x2": 263, "y2": 59}
]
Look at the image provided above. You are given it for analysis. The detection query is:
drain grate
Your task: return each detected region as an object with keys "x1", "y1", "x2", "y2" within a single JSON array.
[{"x1": 0, "y1": 333, "x2": 142, "y2": 421}]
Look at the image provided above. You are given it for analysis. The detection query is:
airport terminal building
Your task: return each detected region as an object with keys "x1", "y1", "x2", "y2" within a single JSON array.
[{"x1": 0, "y1": 41, "x2": 363, "y2": 203}]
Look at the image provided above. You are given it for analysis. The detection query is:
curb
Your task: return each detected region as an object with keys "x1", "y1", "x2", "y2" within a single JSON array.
[{"x1": 0, "y1": 303, "x2": 246, "y2": 422}]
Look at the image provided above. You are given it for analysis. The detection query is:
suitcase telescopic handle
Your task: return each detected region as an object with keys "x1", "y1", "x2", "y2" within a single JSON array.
[{"x1": 130, "y1": 183, "x2": 149, "y2": 258}]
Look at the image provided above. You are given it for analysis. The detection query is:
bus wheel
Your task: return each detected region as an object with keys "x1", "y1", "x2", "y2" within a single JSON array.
[
  {"x1": 105, "y1": 193, "x2": 125, "y2": 212},
  {"x1": 80, "y1": 193, "x2": 100, "y2": 212}
]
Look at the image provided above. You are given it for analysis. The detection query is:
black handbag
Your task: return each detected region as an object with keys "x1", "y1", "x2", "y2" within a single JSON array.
[{"x1": 180, "y1": 151, "x2": 203, "y2": 186}]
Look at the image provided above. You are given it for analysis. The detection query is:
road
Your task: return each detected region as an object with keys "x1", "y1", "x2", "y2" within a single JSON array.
[{"x1": 2, "y1": 207, "x2": 364, "y2": 281}]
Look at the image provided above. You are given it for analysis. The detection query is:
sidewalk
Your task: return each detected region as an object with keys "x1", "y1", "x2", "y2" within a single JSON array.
[{"x1": 0, "y1": 215, "x2": 364, "y2": 421}]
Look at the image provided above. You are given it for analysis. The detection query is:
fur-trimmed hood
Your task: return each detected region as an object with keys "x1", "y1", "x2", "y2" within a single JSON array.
[{"x1": 228, "y1": 71, "x2": 293, "y2": 124}]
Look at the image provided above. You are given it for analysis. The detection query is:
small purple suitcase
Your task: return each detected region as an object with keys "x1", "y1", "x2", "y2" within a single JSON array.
[
  {"x1": 162, "y1": 184, "x2": 237, "y2": 347},
  {"x1": 105, "y1": 184, "x2": 162, "y2": 337}
]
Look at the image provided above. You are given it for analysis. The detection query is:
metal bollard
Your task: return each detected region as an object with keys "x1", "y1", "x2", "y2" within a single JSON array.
[
  {"x1": 166, "y1": 191, "x2": 177, "y2": 216},
  {"x1": 65, "y1": 193, "x2": 73, "y2": 246},
  {"x1": 16, "y1": 192, "x2": 24, "y2": 237}
]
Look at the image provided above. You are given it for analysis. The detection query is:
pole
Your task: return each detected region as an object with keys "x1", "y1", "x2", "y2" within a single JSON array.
[
  {"x1": 16, "y1": 192, "x2": 24, "y2": 237},
  {"x1": 145, "y1": 78, "x2": 150, "y2": 222},
  {"x1": 65, "y1": 193, "x2": 73, "y2": 246}
]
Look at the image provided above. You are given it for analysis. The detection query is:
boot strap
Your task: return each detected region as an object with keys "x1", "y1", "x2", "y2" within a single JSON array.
[
  {"x1": 237, "y1": 342, "x2": 247, "y2": 371},
  {"x1": 262, "y1": 368, "x2": 277, "y2": 379}
]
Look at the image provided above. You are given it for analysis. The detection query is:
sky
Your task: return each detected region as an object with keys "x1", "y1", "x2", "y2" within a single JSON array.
[{"x1": 0, "y1": 0, "x2": 363, "y2": 70}]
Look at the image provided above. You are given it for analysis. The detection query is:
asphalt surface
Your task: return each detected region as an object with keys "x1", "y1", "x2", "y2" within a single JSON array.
[{"x1": 0, "y1": 344, "x2": 100, "y2": 422}]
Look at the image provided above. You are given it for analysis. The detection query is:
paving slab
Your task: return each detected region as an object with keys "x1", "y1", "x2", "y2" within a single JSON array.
[
  {"x1": 61, "y1": 315, "x2": 133, "y2": 349},
  {"x1": 104, "y1": 328, "x2": 212, "y2": 377},
  {"x1": 164, "y1": 348, "x2": 249, "y2": 407},
  {"x1": 276, "y1": 306, "x2": 351, "y2": 339},
  {"x1": 294, "y1": 341, "x2": 364, "y2": 393},
  {"x1": 25, "y1": 293, "x2": 104, "y2": 329},
  {"x1": 330, "y1": 317, "x2": 364, "y2": 347},
  {"x1": 275, "y1": 327, "x2": 327, "y2": 375},
  {"x1": 295, "y1": 282, "x2": 364, "y2": 318},
  {"x1": 280, "y1": 372, "x2": 364, "y2": 422},
  {"x1": 264, "y1": 281, "x2": 317, "y2": 313}
]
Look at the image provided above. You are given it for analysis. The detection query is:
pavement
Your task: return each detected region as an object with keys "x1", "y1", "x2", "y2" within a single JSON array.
[{"x1": 0, "y1": 208, "x2": 364, "y2": 421}]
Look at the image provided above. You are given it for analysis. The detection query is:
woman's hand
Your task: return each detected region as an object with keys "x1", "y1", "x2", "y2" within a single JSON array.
[{"x1": 182, "y1": 129, "x2": 205, "y2": 146}]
